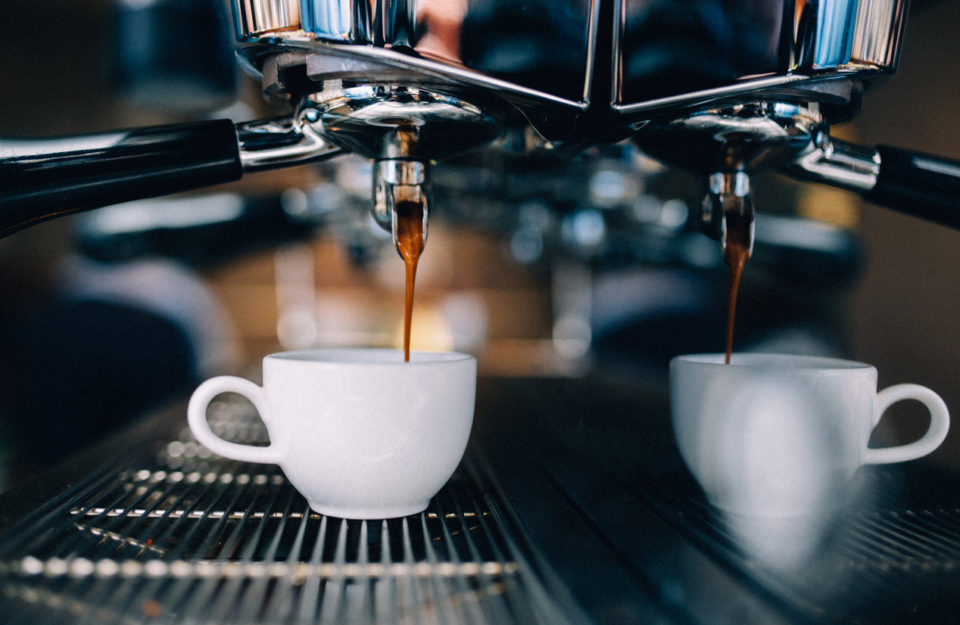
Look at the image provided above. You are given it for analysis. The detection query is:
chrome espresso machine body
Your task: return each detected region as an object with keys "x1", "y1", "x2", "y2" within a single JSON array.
[
  {"x1": 3, "y1": 0, "x2": 960, "y2": 246},
  {"x1": 4, "y1": 2, "x2": 960, "y2": 624}
]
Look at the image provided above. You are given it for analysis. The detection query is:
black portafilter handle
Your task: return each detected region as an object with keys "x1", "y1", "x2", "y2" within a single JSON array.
[
  {"x1": 865, "y1": 145, "x2": 960, "y2": 229},
  {"x1": 788, "y1": 138, "x2": 960, "y2": 230},
  {"x1": 0, "y1": 119, "x2": 242, "y2": 237}
]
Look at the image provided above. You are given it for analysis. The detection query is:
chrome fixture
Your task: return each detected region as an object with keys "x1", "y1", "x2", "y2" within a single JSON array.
[
  {"x1": 614, "y1": 0, "x2": 906, "y2": 115},
  {"x1": 2, "y1": 0, "x2": 960, "y2": 249},
  {"x1": 633, "y1": 101, "x2": 825, "y2": 254},
  {"x1": 298, "y1": 84, "x2": 500, "y2": 250}
]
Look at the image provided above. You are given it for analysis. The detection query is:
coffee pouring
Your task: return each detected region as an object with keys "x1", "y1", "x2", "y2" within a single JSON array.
[
  {"x1": 5, "y1": 5, "x2": 960, "y2": 623},
  {"x1": 2, "y1": 0, "x2": 960, "y2": 256}
]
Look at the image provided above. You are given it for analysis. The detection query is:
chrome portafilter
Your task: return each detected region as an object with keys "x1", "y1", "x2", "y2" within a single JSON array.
[
  {"x1": 634, "y1": 101, "x2": 824, "y2": 254},
  {"x1": 702, "y1": 171, "x2": 755, "y2": 259},
  {"x1": 635, "y1": 98, "x2": 960, "y2": 246},
  {"x1": 296, "y1": 83, "x2": 501, "y2": 252}
]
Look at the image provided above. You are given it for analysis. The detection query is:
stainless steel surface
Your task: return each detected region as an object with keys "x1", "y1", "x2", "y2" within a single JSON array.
[
  {"x1": 647, "y1": 463, "x2": 960, "y2": 623},
  {"x1": 223, "y1": 0, "x2": 915, "y2": 239},
  {"x1": 237, "y1": 117, "x2": 344, "y2": 172},
  {"x1": 851, "y1": 0, "x2": 908, "y2": 68},
  {"x1": 0, "y1": 396, "x2": 584, "y2": 624},
  {"x1": 232, "y1": 0, "x2": 599, "y2": 108},
  {"x1": 1, "y1": 0, "x2": 942, "y2": 241},
  {"x1": 788, "y1": 134, "x2": 883, "y2": 193},
  {"x1": 298, "y1": 85, "x2": 498, "y2": 160},
  {"x1": 4, "y1": 376, "x2": 960, "y2": 624},
  {"x1": 228, "y1": 0, "x2": 906, "y2": 180},
  {"x1": 471, "y1": 376, "x2": 960, "y2": 625},
  {"x1": 231, "y1": 0, "x2": 905, "y2": 115},
  {"x1": 233, "y1": 0, "x2": 301, "y2": 37},
  {"x1": 217, "y1": 0, "x2": 959, "y2": 239},
  {"x1": 635, "y1": 101, "x2": 821, "y2": 240},
  {"x1": 634, "y1": 101, "x2": 827, "y2": 175},
  {"x1": 614, "y1": 0, "x2": 906, "y2": 115},
  {"x1": 702, "y1": 171, "x2": 755, "y2": 252},
  {"x1": 373, "y1": 159, "x2": 430, "y2": 243},
  {"x1": 299, "y1": 83, "x2": 498, "y2": 245}
]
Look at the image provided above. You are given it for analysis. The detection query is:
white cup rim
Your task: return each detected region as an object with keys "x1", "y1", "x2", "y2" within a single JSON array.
[
  {"x1": 672, "y1": 352, "x2": 873, "y2": 372},
  {"x1": 265, "y1": 347, "x2": 475, "y2": 366}
]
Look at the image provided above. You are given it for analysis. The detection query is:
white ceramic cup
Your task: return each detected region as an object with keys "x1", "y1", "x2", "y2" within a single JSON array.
[
  {"x1": 188, "y1": 348, "x2": 477, "y2": 519},
  {"x1": 670, "y1": 353, "x2": 950, "y2": 517}
]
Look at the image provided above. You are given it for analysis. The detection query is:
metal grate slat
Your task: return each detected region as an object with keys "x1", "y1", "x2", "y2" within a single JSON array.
[{"x1": 0, "y1": 396, "x2": 584, "y2": 623}]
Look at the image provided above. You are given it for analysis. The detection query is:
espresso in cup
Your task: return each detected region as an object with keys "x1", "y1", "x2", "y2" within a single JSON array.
[
  {"x1": 671, "y1": 353, "x2": 949, "y2": 517},
  {"x1": 188, "y1": 348, "x2": 476, "y2": 519}
]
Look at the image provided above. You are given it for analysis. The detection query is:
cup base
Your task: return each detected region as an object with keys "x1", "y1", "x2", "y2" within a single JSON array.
[
  {"x1": 705, "y1": 491, "x2": 843, "y2": 519},
  {"x1": 306, "y1": 500, "x2": 431, "y2": 520}
]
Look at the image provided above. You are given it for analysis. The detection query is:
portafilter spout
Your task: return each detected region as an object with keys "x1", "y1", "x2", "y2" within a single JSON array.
[
  {"x1": 702, "y1": 171, "x2": 755, "y2": 262},
  {"x1": 296, "y1": 84, "x2": 500, "y2": 255},
  {"x1": 635, "y1": 99, "x2": 960, "y2": 242},
  {"x1": 634, "y1": 101, "x2": 818, "y2": 254},
  {"x1": 373, "y1": 159, "x2": 430, "y2": 255}
]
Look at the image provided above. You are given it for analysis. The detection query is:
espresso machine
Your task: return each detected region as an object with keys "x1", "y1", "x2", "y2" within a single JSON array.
[
  {"x1": 3, "y1": 1, "x2": 960, "y2": 623},
  {"x1": 3, "y1": 0, "x2": 960, "y2": 247}
]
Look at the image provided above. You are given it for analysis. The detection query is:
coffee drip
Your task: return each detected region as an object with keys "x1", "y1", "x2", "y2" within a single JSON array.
[
  {"x1": 723, "y1": 208, "x2": 753, "y2": 364},
  {"x1": 704, "y1": 172, "x2": 755, "y2": 364},
  {"x1": 395, "y1": 199, "x2": 426, "y2": 362}
]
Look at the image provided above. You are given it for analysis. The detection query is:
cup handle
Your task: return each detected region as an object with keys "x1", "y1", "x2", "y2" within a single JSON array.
[
  {"x1": 863, "y1": 383, "x2": 950, "y2": 465},
  {"x1": 187, "y1": 376, "x2": 282, "y2": 464}
]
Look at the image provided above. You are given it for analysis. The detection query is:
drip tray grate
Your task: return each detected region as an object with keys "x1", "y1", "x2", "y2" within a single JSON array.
[{"x1": 0, "y1": 398, "x2": 581, "y2": 625}]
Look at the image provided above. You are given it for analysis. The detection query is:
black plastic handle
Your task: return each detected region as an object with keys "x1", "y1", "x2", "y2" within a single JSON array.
[
  {"x1": 864, "y1": 145, "x2": 960, "y2": 229},
  {"x1": 0, "y1": 119, "x2": 242, "y2": 237}
]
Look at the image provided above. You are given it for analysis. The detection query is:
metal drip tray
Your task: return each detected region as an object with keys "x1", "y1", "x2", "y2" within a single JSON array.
[
  {"x1": 0, "y1": 396, "x2": 582, "y2": 625},
  {"x1": 4, "y1": 376, "x2": 960, "y2": 624},
  {"x1": 643, "y1": 467, "x2": 960, "y2": 623}
]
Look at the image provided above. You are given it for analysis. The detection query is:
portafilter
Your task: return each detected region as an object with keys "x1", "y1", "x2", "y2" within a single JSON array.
[{"x1": 1, "y1": 0, "x2": 959, "y2": 256}]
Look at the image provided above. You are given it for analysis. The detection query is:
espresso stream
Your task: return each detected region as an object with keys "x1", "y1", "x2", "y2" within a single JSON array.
[
  {"x1": 397, "y1": 195, "x2": 747, "y2": 364},
  {"x1": 723, "y1": 210, "x2": 751, "y2": 364},
  {"x1": 395, "y1": 200, "x2": 426, "y2": 362}
]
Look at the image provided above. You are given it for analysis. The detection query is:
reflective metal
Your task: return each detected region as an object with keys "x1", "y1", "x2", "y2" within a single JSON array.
[
  {"x1": 701, "y1": 171, "x2": 754, "y2": 249},
  {"x1": 232, "y1": 0, "x2": 906, "y2": 117},
  {"x1": 633, "y1": 101, "x2": 827, "y2": 177},
  {"x1": 634, "y1": 101, "x2": 822, "y2": 241},
  {"x1": 232, "y1": 0, "x2": 599, "y2": 109},
  {"x1": 614, "y1": 0, "x2": 907, "y2": 116},
  {"x1": 236, "y1": 116, "x2": 343, "y2": 171},
  {"x1": 227, "y1": 0, "x2": 907, "y2": 152},
  {"x1": 300, "y1": 0, "x2": 374, "y2": 42},
  {"x1": 299, "y1": 85, "x2": 501, "y2": 161},
  {"x1": 296, "y1": 83, "x2": 498, "y2": 243},
  {"x1": 232, "y1": 0, "x2": 301, "y2": 37},
  {"x1": 0, "y1": 397, "x2": 587, "y2": 625},
  {"x1": 0, "y1": 0, "x2": 923, "y2": 240},
  {"x1": 788, "y1": 133, "x2": 882, "y2": 192},
  {"x1": 851, "y1": 0, "x2": 908, "y2": 68},
  {"x1": 373, "y1": 159, "x2": 430, "y2": 245}
]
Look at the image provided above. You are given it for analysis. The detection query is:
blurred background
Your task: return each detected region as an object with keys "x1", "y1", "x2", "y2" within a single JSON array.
[{"x1": 0, "y1": 0, "x2": 958, "y2": 489}]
